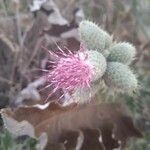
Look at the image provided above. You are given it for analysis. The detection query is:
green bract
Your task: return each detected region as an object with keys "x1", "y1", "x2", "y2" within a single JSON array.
[
  {"x1": 108, "y1": 42, "x2": 136, "y2": 64},
  {"x1": 72, "y1": 80, "x2": 101, "y2": 103},
  {"x1": 87, "y1": 50, "x2": 107, "y2": 81},
  {"x1": 103, "y1": 62, "x2": 138, "y2": 93},
  {"x1": 79, "y1": 20, "x2": 112, "y2": 53}
]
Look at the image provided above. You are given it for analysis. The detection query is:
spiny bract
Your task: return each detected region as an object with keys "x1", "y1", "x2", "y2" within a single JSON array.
[
  {"x1": 71, "y1": 80, "x2": 101, "y2": 103},
  {"x1": 107, "y1": 42, "x2": 136, "y2": 65},
  {"x1": 103, "y1": 62, "x2": 138, "y2": 93},
  {"x1": 79, "y1": 20, "x2": 112, "y2": 53},
  {"x1": 86, "y1": 50, "x2": 107, "y2": 81}
]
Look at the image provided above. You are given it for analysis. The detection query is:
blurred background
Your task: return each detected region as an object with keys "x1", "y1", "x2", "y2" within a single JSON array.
[{"x1": 0, "y1": 0, "x2": 150, "y2": 149}]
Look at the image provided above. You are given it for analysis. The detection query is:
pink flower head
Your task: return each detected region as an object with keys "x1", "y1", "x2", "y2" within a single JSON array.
[{"x1": 43, "y1": 44, "x2": 94, "y2": 101}]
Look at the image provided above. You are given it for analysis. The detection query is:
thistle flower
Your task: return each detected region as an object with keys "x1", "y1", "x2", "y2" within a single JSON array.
[{"x1": 44, "y1": 45, "x2": 106, "y2": 102}]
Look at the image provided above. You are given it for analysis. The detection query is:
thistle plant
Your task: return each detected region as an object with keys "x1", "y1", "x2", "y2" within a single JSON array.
[{"x1": 44, "y1": 20, "x2": 138, "y2": 104}]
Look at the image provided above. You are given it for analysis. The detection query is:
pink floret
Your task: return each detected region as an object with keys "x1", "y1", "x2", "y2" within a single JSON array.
[{"x1": 47, "y1": 52, "x2": 93, "y2": 93}]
